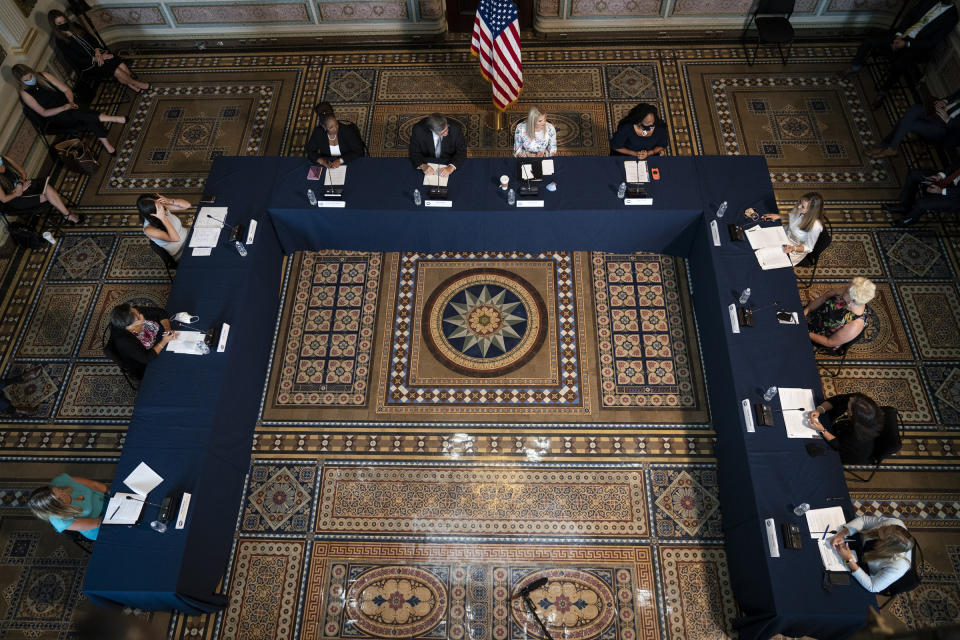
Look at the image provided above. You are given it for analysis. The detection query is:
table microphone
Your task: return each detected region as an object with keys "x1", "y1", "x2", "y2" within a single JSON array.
[
  {"x1": 200, "y1": 210, "x2": 243, "y2": 242},
  {"x1": 124, "y1": 495, "x2": 164, "y2": 508}
]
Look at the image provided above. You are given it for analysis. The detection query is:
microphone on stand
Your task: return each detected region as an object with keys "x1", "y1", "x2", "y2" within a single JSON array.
[
  {"x1": 201, "y1": 210, "x2": 243, "y2": 242},
  {"x1": 124, "y1": 495, "x2": 164, "y2": 509}
]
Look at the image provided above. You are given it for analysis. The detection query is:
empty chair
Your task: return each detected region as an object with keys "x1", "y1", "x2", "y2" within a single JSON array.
[{"x1": 742, "y1": 0, "x2": 796, "y2": 66}]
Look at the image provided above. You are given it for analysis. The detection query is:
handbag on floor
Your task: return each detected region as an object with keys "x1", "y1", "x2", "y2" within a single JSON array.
[
  {"x1": 7, "y1": 221, "x2": 47, "y2": 250},
  {"x1": 54, "y1": 138, "x2": 99, "y2": 175}
]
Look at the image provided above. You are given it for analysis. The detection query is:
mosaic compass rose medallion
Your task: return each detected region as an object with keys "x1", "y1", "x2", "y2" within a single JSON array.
[{"x1": 422, "y1": 269, "x2": 547, "y2": 377}]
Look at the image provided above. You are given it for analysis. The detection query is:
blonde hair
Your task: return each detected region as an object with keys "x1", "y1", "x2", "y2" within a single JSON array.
[
  {"x1": 848, "y1": 276, "x2": 876, "y2": 305},
  {"x1": 28, "y1": 485, "x2": 82, "y2": 521},
  {"x1": 526, "y1": 106, "x2": 545, "y2": 138},
  {"x1": 797, "y1": 192, "x2": 824, "y2": 232},
  {"x1": 862, "y1": 524, "x2": 914, "y2": 565}
]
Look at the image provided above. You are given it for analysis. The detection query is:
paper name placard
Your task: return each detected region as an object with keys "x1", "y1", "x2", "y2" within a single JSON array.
[
  {"x1": 765, "y1": 518, "x2": 780, "y2": 557},
  {"x1": 318, "y1": 200, "x2": 346, "y2": 208},
  {"x1": 516, "y1": 200, "x2": 544, "y2": 207},
  {"x1": 710, "y1": 220, "x2": 721, "y2": 246},
  {"x1": 425, "y1": 200, "x2": 453, "y2": 207},
  {"x1": 742, "y1": 399, "x2": 755, "y2": 433},
  {"x1": 728, "y1": 304, "x2": 740, "y2": 334}
]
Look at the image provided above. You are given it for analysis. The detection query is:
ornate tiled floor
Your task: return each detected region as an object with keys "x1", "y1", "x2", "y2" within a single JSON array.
[{"x1": 1, "y1": 42, "x2": 959, "y2": 639}]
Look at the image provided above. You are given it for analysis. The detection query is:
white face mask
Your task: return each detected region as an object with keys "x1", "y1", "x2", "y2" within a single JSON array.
[{"x1": 172, "y1": 312, "x2": 199, "y2": 324}]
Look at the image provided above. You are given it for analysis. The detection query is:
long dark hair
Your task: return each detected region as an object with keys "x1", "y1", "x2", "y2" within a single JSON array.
[
  {"x1": 617, "y1": 103, "x2": 663, "y2": 132},
  {"x1": 47, "y1": 10, "x2": 88, "y2": 41},
  {"x1": 136, "y1": 194, "x2": 164, "y2": 229},
  {"x1": 848, "y1": 393, "x2": 882, "y2": 441}
]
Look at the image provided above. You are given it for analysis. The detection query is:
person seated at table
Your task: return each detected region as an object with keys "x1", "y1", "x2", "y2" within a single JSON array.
[
  {"x1": 0, "y1": 153, "x2": 82, "y2": 224},
  {"x1": 0, "y1": 366, "x2": 43, "y2": 417},
  {"x1": 807, "y1": 393, "x2": 883, "y2": 464},
  {"x1": 137, "y1": 193, "x2": 190, "y2": 263},
  {"x1": 829, "y1": 515, "x2": 914, "y2": 593},
  {"x1": 48, "y1": 10, "x2": 149, "y2": 93},
  {"x1": 514, "y1": 106, "x2": 557, "y2": 157},
  {"x1": 27, "y1": 473, "x2": 108, "y2": 540},
  {"x1": 305, "y1": 113, "x2": 364, "y2": 168},
  {"x1": 865, "y1": 88, "x2": 960, "y2": 159},
  {"x1": 884, "y1": 161, "x2": 960, "y2": 227},
  {"x1": 12, "y1": 64, "x2": 126, "y2": 155},
  {"x1": 609, "y1": 103, "x2": 668, "y2": 159},
  {"x1": 752, "y1": 192, "x2": 824, "y2": 265},
  {"x1": 804, "y1": 276, "x2": 875, "y2": 351},
  {"x1": 109, "y1": 303, "x2": 177, "y2": 379},
  {"x1": 408, "y1": 113, "x2": 467, "y2": 178}
]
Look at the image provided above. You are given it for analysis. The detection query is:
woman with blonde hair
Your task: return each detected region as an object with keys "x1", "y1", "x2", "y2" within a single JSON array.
[
  {"x1": 830, "y1": 515, "x2": 914, "y2": 593},
  {"x1": 514, "y1": 106, "x2": 557, "y2": 157},
  {"x1": 804, "y1": 276, "x2": 875, "y2": 350},
  {"x1": 758, "y1": 192, "x2": 825, "y2": 265},
  {"x1": 28, "y1": 474, "x2": 108, "y2": 540}
]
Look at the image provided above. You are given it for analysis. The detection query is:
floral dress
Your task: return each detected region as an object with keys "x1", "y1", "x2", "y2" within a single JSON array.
[
  {"x1": 514, "y1": 121, "x2": 557, "y2": 156},
  {"x1": 808, "y1": 296, "x2": 866, "y2": 338}
]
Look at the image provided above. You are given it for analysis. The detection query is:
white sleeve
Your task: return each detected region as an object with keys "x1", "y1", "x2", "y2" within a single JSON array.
[
  {"x1": 802, "y1": 220, "x2": 822, "y2": 254},
  {"x1": 843, "y1": 515, "x2": 906, "y2": 534},
  {"x1": 850, "y1": 554, "x2": 911, "y2": 593}
]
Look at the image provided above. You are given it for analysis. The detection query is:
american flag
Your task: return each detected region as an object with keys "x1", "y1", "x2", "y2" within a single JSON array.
[{"x1": 470, "y1": 0, "x2": 523, "y2": 111}]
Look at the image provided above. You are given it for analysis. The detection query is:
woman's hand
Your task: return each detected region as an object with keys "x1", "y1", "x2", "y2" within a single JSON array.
[
  {"x1": 829, "y1": 527, "x2": 848, "y2": 549},
  {"x1": 836, "y1": 542, "x2": 854, "y2": 562},
  {"x1": 636, "y1": 150, "x2": 648, "y2": 160},
  {"x1": 760, "y1": 212, "x2": 779, "y2": 221}
]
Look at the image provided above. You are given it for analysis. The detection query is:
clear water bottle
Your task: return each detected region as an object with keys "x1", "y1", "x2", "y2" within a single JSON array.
[
  {"x1": 739, "y1": 287, "x2": 751, "y2": 305},
  {"x1": 413, "y1": 188, "x2": 422, "y2": 206},
  {"x1": 617, "y1": 182, "x2": 627, "y2": 199},
  {"x1": 235, "y1": 240, "x2": 247, "y2": 257},
  {"x1": 716, "y1": 200, "x2": 728, "y2": 218},
  {"x1": 307, "y1": 188, "x2": 317, "y2": 206},
  {"x1": 793, "y1": 502, "x2": 810, "y2": 516},
  {"x1": 507, "y1": 188, "x2": 516, "y2": 206},
  {"x1": 763, "y1": 386, "x2": 779, "y2": 402},
  {"x1": 150, "y1": 519, "x2": 167, "y2": 533}
]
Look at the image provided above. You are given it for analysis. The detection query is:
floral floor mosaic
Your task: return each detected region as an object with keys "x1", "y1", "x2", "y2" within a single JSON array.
[{"x1": 0, "y1": 41, "x2": 959, "y2": 639}]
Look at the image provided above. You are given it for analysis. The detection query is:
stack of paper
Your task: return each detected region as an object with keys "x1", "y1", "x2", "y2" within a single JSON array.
[
  {"x1": 623, "y1": 160, "x2": 649, "y2": 183},
  {"x1": 744, "y1": 225, "x2": 792, "y2": 270},
  {"x1": 805, "y1": 506, "x2": 846, "y2": 538},
  {"x1": 542, "y1": 159, "x2": 555, "y2": 176},
  {"x1": 103, "y1": 462, "x2": 164, "y2": 526},
  {"x1": 422, "y1": 164, "x2": 450, "y2": 187},
  {"x1": 520, "y1": 163, "x2": 536, "y2": 180},
  {"x1": 818, "y1": 539, "x2": 856, "y2": 571},
  {"x1": 778, "y1": 388, "x2": 817, "y2": 438},
  {"x1": 323, "y1": 165, "x2": 347, "y2": 186},
  {"x1": 190, "y1": 207, "x2": 227, "y2": 248},
  {"x1": 167, "y1": 330, "x2": 208, "y2": 355}
]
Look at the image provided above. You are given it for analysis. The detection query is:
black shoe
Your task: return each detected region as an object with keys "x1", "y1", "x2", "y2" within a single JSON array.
[
  {"x1": 882, "y1": 202, "x2": 907, "y2": 214},
  {"x1": 893, "y1": 216, "x2": 917, "y2": 228}
]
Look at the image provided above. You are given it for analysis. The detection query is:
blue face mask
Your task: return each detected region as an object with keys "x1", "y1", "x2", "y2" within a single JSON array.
[{"x1": 23, "y1": 77, "x2": 37, "y2": 86}]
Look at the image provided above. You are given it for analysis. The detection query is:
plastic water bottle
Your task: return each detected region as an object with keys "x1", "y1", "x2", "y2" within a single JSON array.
[
  {"x1": 413, "y1": 188, "x2": 422, "y2": 206},
  {"x1": 739, "y1": 287, "x2": 751, "y2": 305},
  {"x1": 763, "y1": 386, "x2": 779, "y2": 402},
  {"x1": 235, "y1": 240, "x2": 247, "y2": 257},
  {"x1": 307, "y1": 188, "x2": 317, "y2": 206},
  {"x1": 507, "y1": 188, "x2": 516, "y2": 206},
  {"x1": 716, "y1": 200, "x2": 728, "y2": 218},
  {"x1": 150, "y1": 519, "x2": 167, "y2": 533},
  {"x1": 617, "y1": 182, "x2": 627, "y2": 199},
  {"x1": 793, "y1": 502, "x2": 810, "y2": 516}
]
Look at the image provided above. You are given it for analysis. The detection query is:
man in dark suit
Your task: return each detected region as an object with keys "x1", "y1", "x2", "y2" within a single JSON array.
[
  {"x1": 408, "y1": 113, "x2": 467, "y2": 178},
  {"x1": 884, "y1": 161, "x2": 960, "y2": 226},
  {"x1": 865, "y1": 88, "x2": 960, "y2": 158},
  {"x1": 846, "y1": 0, "x2": 958, "y2": 97}
]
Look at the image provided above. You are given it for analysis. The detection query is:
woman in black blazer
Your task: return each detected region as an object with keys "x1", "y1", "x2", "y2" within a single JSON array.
[
  {"x1": 108, "y1": 304, "x2": 177, "y2": 379},
  {"x1": 48, "y1": 10, "x2": 149, "y2": 93},
  {"x1": 808, "y1": 393, "x2": 883, "y2": 464},
  {"x1": 305, "y1": 114, "x2": 364, "y2": 168}
]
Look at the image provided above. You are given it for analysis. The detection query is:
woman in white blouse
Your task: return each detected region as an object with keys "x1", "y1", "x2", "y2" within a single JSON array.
[
  {"x1": 514, "y1": 106, "x2": 557, "y2": 157},
  {"x1": 830, "y1": 515, "x2": 914, "y2": 593},
  {"x1": 749, "y1": 192, "x2": 824, "y2": 265}
]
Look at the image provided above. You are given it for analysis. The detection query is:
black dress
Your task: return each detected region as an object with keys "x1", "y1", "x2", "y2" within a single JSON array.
[
  {"x1": 821, "y1": 393, "x2": 876, "y2": 464},
  {"x1": 0, "y1": 159, "x2": 49, "y2": 211},
  {"x1": 609, "y1": 120, "x2": 669, "y2": 156},
  {"x1": 54, "y1": 32, "x2": 123, "y2": 79},
  {"x1": 109, "y1": 306, "x2": 167, "y2": 379},
  {"x1": 305, "y1": 121, "x2": 365, "y2": 164},
  {"x1": 20, "y1": 78, "x2": 107, "y2": 138}
]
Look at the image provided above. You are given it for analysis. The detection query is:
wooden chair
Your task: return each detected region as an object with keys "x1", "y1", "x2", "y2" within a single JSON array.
[{"x1": 742, "y1": 0, "x2": 796, "y2": 66}]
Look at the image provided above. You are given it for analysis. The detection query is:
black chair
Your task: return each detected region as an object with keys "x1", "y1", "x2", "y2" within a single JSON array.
[
  {"x1": 796, "y1": 217, "x2": 832, "y2": 288},
  {"x1": 814, "y1": 305, "x2": 873, "y2": 377},
  {"x1": 878, "y1": 539, "x2": 923, "y2": 610},
  {"x1": 62, "y1": 528, "x2": 94, "y2": 554},
  {"x1": 339, "y1": 120, "x2": 368, "y2": 157},
  {"x1": 846, "y1": 406, "x2": 903, "y2": 482},
  {"x1": 20, "y1": 103, "x2": 91, "y2": 162},
  {"x1": 102, "y1": 325, "x2": 141, "y2": 390},
  {"x1": 0, "y1": 199, "x2": 60, "y2": 249},
  {"x1": 147, "y1": 239, "x2": 177, "y2": 281},
  {"x1": 742, "y1": 0, "x2": 796, "y2": 66}
]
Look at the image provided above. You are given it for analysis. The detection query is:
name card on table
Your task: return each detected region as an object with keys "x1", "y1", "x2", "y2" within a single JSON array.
[
  {"x1": 765, "y1": 518, "x2": 780, "y2": 557},
  {"x1": 624, "y1": 198, "x2": 653, "y2": 206},
  {"x1": 741, "y1": 399, "x2": 755, "y2": 433},
  {"x1": 217, "y1": 323, "x2": 230, "y2": 352},
  {"x1": 425, "y1": 200, "x2": 453, "y2": 208},
  {"x1": 317, "y1": 200, "x2": 346, "y2": 208},
  {"x1": 710, "y1": 220, "x2": 721, "y2": 246},
  {"x1": 175, "y1": 492, "x2": 191, "y2": 529},
  {"x1": 245, "y1": 219, "x2": 257, "y2": 244},
  {"x1": 728, "y1": 304, "x2": 740, "y2": 334},
  {"x1": 516, "y1": 200, "x2": 544, "y2": 207}
]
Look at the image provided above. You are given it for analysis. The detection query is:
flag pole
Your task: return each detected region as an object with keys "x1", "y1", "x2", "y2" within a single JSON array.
[{"x1": 490, "y1": 107, "x2": 503, "y2": 131}]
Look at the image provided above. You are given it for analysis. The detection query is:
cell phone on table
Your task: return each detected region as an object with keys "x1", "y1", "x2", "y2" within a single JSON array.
[{"x1": 651, "y1": 168, "x2": 660, "y2": 180}]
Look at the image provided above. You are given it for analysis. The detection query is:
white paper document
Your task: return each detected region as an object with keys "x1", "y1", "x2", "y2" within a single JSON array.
[
  {"x1": 323, "y1": 165, "x2": 347, "y2": 186},
  {"x1": 189, "y1": 207, "x2": 228, "y2": 248},
  {"x1": 541, "y1": 159, "x2": 554, "y2": 176},
  {"x1": 102, "y1": 492, "x2": 144, "y2": 525},
  {"x1": 123, "y1": 462, "x2": 163, "y2": 496},
  {"x1": 191, "y1": 247, "x2": 212, "y2": 257},
  {"x1": 745, "y1": 224, "x2": 789, "y2": 249},
  {"x1": 755, "y1": 246, "x2": 793, "y2": 270},
  {"x1": 779, "y1": 387, "x2": 817, "y2": 438},
  {"x1": 623, "y1": 160, "x2": 649, "y2": 183},
  {"x1": 805, "y1": 506, "x2": 847, "y2": 538},
  {"x1": 818, "y1": 539, "x2": 856, "y2": 572},
  {"x1": 520, "y1": 163, "x2": 535, "y2": 180},
  {"x1": 422, "y1": 164, "x2": 450, "y2": 187},
  {"x1": 167, "y1": 330, "x2": 207, "y2": 355}
]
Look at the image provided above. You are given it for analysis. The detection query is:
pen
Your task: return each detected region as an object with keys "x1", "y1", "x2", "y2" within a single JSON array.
[
  {"x1": 821, "y1": 526, "x2": 831, "y2": 540},
  {"x1": 109, "y1": 503, "x2": 121, "y2": 519}
]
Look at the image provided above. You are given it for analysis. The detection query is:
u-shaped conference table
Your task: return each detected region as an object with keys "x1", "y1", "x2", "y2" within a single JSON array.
[{"x1": 83, "y1": 155, "x2": 874, "y2": 640}]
